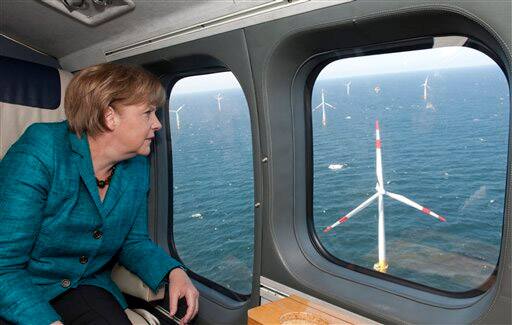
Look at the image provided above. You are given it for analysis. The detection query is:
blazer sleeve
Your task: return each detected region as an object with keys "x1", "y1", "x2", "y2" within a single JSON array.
[
  {"x1": 117, "y1": 186, "x2": 182, "y2": 294},
  {"x1": 0, "y1": 144, "x2": 62, "y2": 324}
]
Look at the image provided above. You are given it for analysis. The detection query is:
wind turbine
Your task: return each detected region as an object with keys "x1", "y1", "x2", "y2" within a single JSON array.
[
  {"x1": 215, "y1": 93, "x2": 223, "y2": 112},
  {"x1": 170, "y1": 105, "x2": 185, "y2": 129},
  {"x1": 421, "y1": 76, "x2": 430, "y2": 101},
  {"x1": 313, "y1": 89, "x2": 335, "y2": 127},
  {"x1": 345, "y1": 81, "x2": 351, "y2": 96},
  {"x1": 323, "y1": 120, "x2": 446, "y2": 273}
]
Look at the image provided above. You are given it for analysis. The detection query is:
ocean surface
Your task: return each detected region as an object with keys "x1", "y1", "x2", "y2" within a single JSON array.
[
  {"x1": 170, "y1": 65, "x2": 509, "y2": 294},
  {"x1": 170, "y1": 88, "x2": 254, "y2": 294}
]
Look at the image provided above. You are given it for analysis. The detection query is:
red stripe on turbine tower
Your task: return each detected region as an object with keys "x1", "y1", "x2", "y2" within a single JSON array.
[
  {"x1": 376, "y1": 139, "x2": 382, "y2": 148},
  {"x1": 338, "y1": 216, "x2": 349, "y2": 223},
  {"x1": 323, "y1": 226, "x2": 332, "y2": 233},
  {"x1": 375, "y1": 120, "x2": 380, "y2": 130},
  {"x1": 422, "y1": 207, "x2": 431, "y2": 214}
]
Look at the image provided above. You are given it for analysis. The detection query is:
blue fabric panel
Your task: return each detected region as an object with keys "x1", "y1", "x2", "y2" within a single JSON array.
[{"x1": 0, "y1": 56, "x2": 61, "y2": 109}]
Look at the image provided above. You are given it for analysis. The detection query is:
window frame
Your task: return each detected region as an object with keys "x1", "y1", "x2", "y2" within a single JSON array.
[
  {"x1": 304, "y1": 36, "x2": 508, "y2": 299},
  {"x1": 164, "y1": 69, "x2": 254, "y2": 301}
]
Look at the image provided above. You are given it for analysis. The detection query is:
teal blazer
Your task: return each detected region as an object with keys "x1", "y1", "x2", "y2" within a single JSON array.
[{"x1": 0, "y1": 121, "x2": 181, "y2": 325}]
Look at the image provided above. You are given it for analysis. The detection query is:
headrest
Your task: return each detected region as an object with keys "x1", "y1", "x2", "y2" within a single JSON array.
[
  {"x1": 0, "y1": 56, "x2": 72, "y2": 159},
  {"x1": 0, "y1": 56, "x2": 61, "y2": 109}
]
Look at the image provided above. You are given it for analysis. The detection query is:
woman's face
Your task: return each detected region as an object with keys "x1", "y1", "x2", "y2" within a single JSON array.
[{"x1": 112, "y1": 101, "x2": 162, "y2": 157}]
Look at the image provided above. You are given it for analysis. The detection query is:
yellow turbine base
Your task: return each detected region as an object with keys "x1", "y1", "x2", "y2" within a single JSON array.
[{"x1": 373, "y1": 261, "x2": 389, "y2": 273}]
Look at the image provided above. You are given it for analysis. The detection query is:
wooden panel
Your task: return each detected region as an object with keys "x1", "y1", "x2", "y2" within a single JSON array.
[{"x1": 248, "y1": 295, "x2": 356, "y2": 325}]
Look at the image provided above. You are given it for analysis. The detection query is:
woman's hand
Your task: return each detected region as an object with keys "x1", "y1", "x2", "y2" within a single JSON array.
[
  {"x1": 50, "y1": 321, "x2": 64, "y2": 325},
  {"x1": 168, "y1": 267, "x2": 199, "y2": 324}
]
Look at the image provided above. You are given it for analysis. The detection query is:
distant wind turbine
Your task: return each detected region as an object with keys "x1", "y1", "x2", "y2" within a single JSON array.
[
  {"x1": 215, "y1": 93, "x2": 223, "y2": 112},
  {"x1": 421, "y1": 76, "x2": 430, "y2": 101},
  {"x1": 313, "y1": 89, "x2": 335, "y2": 127},
  {"x1": 345, "y1": 81, "x2": 351, "y2": 96},
  {"x1": 324, "y1": 120, "x2": 446, "y2": 273},
  {"x1": 170, "y1": 105, "x2": 185, "y2": 129}
]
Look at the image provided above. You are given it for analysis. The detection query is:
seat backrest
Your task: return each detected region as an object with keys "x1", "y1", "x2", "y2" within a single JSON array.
[{"x1": 0, "y1": 56, "x2": 72, "y2": 160}]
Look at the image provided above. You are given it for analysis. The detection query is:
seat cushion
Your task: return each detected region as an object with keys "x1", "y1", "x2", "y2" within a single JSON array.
[{"x1": 111, "y1": 264, "x2": 165, "y2": 302}]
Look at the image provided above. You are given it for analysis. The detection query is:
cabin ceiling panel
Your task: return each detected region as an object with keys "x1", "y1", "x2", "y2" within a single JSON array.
[
  {"x1": 56, "y1": 0, "x2": 348, "y2": 71},
  {"x1": 1, "y1": 0, "x2": 273, "y2": 59}
]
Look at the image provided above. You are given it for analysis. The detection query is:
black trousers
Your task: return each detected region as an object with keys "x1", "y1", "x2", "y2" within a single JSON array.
[{"x1": 1, "y1": 285, "x2": 132, "y2": 325}]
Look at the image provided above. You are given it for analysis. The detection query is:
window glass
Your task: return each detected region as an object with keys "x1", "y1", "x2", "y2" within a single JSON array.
[
  {"x1": 313, "y1": 47, "x2": 509, "y2": 292},
  {"x1": 170, "y1": 72, "x2": 254, "y2": 294}
]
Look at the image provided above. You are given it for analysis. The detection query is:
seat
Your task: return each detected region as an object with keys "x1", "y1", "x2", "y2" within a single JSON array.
[
  {"x1": 0, "y1": 56, "x2": 164, "y2": 325},
  {"x1": 126, "y1": 309, "x2": 160, "y2": 325},
  {"x1": 0, "y1": 56, "x2": 69, "y2": 159}
]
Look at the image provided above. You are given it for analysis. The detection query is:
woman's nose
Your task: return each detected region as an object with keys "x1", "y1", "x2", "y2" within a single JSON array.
[{"x1": 152, "y1": 114, "x2": 162, "y2": 131}]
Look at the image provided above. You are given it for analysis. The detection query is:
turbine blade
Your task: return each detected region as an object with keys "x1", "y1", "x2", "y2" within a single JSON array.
[
  {"x1": 375, "y1": 120, "x2": 384, "y2": 188},
  {"x1": 385, "y1": 191, "x2": 446, "y2": 222},
  {"x1": 314, "y1": 103, "x2": 322, "y2": 110},
  {"x1": 323, "y1": 193, "x2": 379, "y2": 232},
  {"x1": 325, "y1": 103, "x2": 335, "y2": 109}
]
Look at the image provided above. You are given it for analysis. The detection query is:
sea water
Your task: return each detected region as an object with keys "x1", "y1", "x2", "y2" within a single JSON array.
[{"x1": 170, "y1": 65, "x2": 509, "y2": 294}]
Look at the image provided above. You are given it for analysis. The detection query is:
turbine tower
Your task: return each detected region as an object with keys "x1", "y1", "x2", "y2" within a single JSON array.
[
  {"x1": 215, "y1": 93, "x2": 223, "y2": 112},
  {"x1": 313, "y1": 89, "x2": 335, "y2": 127},
  {"x1": 345, "y1": 81, "x2": 351, "y2": 96},
  {"x1": 170, "y1": 105, "x2": 185, "y2": 129},
  {"x1": 324, "y1": 120, "x2": 446, "y2": 273},
  {"x1": 421, "y1": 76, "x2": 430, "y2": 101}
]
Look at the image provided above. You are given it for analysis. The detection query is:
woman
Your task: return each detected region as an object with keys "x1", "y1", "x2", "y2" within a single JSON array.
[{"x1": 0, "y1": 64, "x2": 198, "y2": 325}]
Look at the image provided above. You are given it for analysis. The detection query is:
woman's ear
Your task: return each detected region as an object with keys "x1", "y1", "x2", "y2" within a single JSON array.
[{"x1": 104, "y1": 106, "x2": 119, "y2": 131}]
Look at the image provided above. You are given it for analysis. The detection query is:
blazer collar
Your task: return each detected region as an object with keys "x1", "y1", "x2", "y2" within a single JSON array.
[
  {"x1": 68, "y1": 130, "x2": 88, "y2": 158},
  {"x1": 68, "y1": 130, "x2": 127, "y2": 219}
]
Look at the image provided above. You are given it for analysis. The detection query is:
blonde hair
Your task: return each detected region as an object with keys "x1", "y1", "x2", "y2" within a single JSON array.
[{"x1": 64, "y1": 63, "x2": 165, "y2": 137}]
